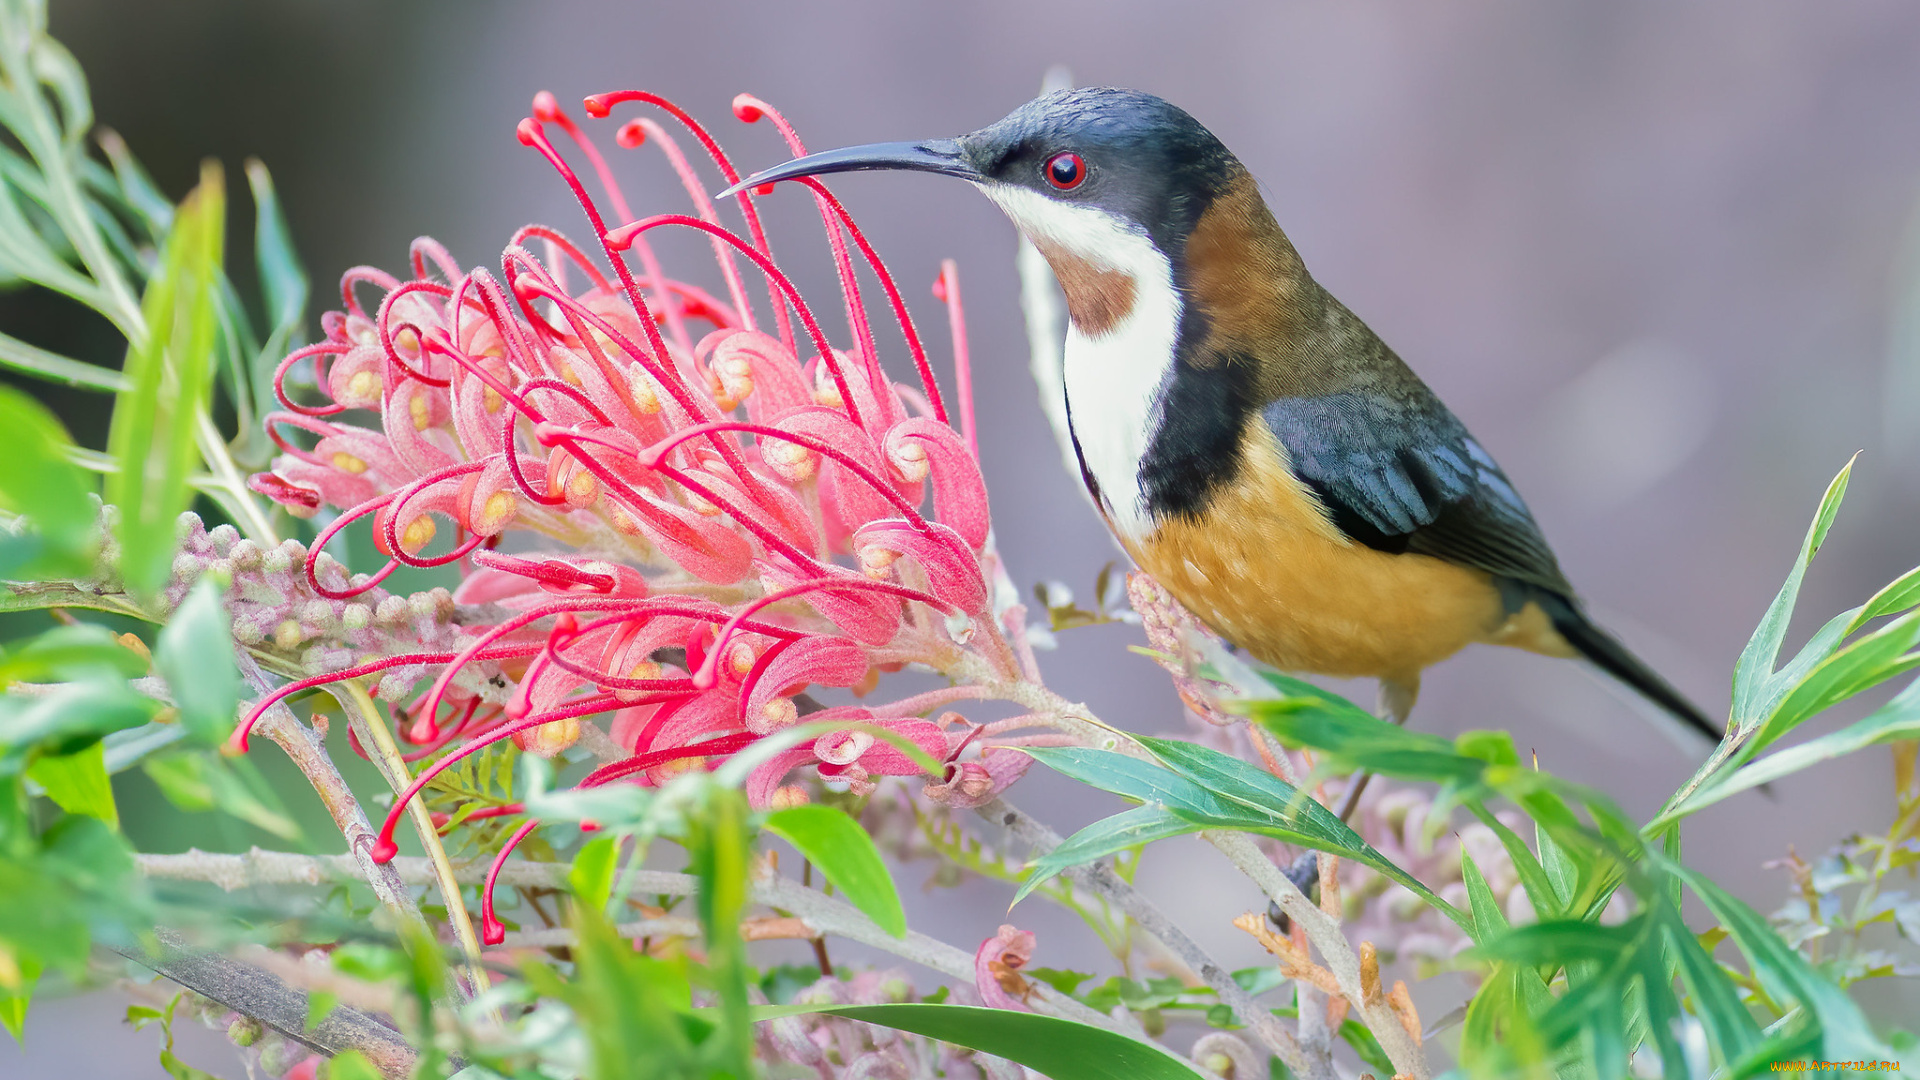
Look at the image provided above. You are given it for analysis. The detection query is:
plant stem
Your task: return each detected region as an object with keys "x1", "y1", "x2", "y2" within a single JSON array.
[
  {"x1": 239, "y1": 655, "x2": 425, "y2": 931},
  {"x1": 977, "y1": 796, "x2": 1315, "y2": 1077},
  {"x1": 336, "y1": 679, "x2": 489, "y2": 1000},
  {"x1": 107, "y1": 927, "x2": 419, "y2": 1080},
  {"x1": 1205, "y1": 830, "x2": 1428, "y2": 1079}
]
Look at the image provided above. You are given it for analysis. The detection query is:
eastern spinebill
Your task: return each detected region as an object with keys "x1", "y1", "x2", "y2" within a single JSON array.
[{"x1": 719, "y1": 87, "x2": 1721, "y2": 746}]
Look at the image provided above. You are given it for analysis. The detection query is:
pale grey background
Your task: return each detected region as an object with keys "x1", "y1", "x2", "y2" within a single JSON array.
[{"x1": 7, "y1": 0, "x2": 1920, "y2": 1074}]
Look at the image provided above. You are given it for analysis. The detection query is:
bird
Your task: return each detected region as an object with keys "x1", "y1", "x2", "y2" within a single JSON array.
[{"x1": 719, "y1": 86, "x2": 1722, "y2": 764}]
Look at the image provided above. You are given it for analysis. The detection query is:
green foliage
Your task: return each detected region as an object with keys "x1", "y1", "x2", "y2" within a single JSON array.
[
  {"x1": 0, "y1": 386, "x2": 95, "y2": 579},
  {"x1": 1019, "y1": 739, "x2": 1470, "y2": 931},
  {"x1": 764, "y1": 803, "x2": 906, "y2": 937},
  {"x1": 764, "y1": 1002, "x2": 1208, "y2": 1079},
  {"x1": 142, "y1": 750, "x2": 302, "y2": 841},
  {"x1": 153, "y1": 577, "x2": 239, "y2": 744},
  {"x1": 105, "y1": 162, "x2": 224, "y2": 597}
]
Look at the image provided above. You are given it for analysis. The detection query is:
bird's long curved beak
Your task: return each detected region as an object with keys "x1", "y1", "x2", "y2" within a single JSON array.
[{"x1": 716, "y1": 138, "x2": 975, "y2": 200}]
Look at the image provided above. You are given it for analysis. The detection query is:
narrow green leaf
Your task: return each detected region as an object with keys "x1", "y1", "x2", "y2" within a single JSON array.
[
  {"x1": 105, "y1": 162, "x2": 225, "y2": 596},
  {"x1": 1466, "y1": 804, "x2": 1562, "y2": 923},
  {"x1": 1732, "y1": 458, "x2": 1853, "y2": 721},
  {"x1": 1751, "y1": 609, "x2": 1920, "y2": 753},
  {"x1": 0, "y1": 385, "x2": 97, "y2": 576},
  {"x1": 568, "y1": 834, "x2": 619, "y2": 915},
  {"x1": 1666, "y1": 675, "x2": 1920, "y2": 820},
  {"x1": 1249, "y1": 696, "x2": 1487, "y2": 784},
  {"x1": 1671, "y1": 861, "x2": 1892, "y2": 1059},
  {"x1": 756, "y1": 1003, "x2": 1206, "y2": 1080},
  {"x1": 1460, "y1": 851, "x2": 1509, "y2": 940},
  {"x1": 243, "y1": 157, "x2": 303, "y2": 349},
  {"x1": 765, "y1": 803, "x2": 906, "y2": 938},
  {"x1": 142, "y1": 753, "x2": 301, "y2": 840},
  {"x1": 1014, "y1": 803, "x2": 1195, "y2": 906},
  {"x1": 1026, "y1": 743, "x2": 1469, "y2": 932},
  {"x1": 1850, "y1": 563, "x2": 1920, "y2": 632},
  {"x1": 687, "y1": 786, "x2": 755, "y2": 1077},
  {"x1": 1141, "y1": 737, "x2": 1471, "y2": 932},
  {"x1": 95, "y1": 129, "x2": 173, "y2": 236},
  {"x1": 0, "y1": 329, "x2": 124, "y2": 392},
  {"x1": 1658, "y1": 905, "x2": 1762, "y2": 1062},
  {"x1": 0, "y1": 623, "x2": 146, "y2": 684},
  {"x1": 0, "y1": 952, "x2": 41, "y2": 1041},
  {"x1": 0, "y1": 680, "x2": 155, "y2": 756},
  {"x1": 26, "y1": 740, "x2": 115, "y2": 826},
  {"x1": 153, "y1": 578, "x2": 239, "y2": 744}
]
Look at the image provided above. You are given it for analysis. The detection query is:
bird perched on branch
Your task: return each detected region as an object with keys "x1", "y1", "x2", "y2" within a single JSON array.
[{"x1": 722, "y1": 87, "x2": 1720, "y2": 753}]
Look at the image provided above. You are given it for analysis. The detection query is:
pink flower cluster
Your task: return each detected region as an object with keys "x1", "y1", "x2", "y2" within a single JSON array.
[{"x1": 231, "y1": 89, "x2": 1034, "y2": 943}]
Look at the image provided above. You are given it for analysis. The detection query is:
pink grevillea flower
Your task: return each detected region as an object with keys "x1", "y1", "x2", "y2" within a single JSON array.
[
  {"x1": 232, "y1": 88, "x2": 1040, "y2": 945},
  {"x1": 974, "y1": 924, "x2": 1037, "y2": 1012}
]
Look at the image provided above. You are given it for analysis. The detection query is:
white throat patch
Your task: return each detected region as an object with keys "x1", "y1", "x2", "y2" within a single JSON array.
[{"x1": 980, "y1": 184, "x2": 1180, "y2": 540}]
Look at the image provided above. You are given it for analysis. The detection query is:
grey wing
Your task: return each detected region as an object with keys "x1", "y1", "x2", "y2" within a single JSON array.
[{"x1": 1260, "y1": 390, "x2": 1574, "y2": 596}]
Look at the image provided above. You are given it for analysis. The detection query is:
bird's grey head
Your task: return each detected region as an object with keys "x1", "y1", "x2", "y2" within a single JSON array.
[{"x1": 720, "y1": 88, "x2": 1243, "y2": 263}]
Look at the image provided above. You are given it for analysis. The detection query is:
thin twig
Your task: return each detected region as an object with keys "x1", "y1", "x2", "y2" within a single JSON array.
[
  {"x1": 977, "y1": 797, "x2": 1316, "y2": 1078},
  {"x1": 335, "y1": 679, "x2": 489, "y2": 1000},
  {"x1": 238, "y1": 656, "x2": 425, "y2": 932},
  {"x1": 107, "y1": 927, "x2": 417, "y2": 1080},
  {"x1": 1206, "y1": 831, "x2": 1429, "y2": 1078}
]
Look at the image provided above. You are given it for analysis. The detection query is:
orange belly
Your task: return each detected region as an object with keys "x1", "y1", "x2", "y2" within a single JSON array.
[{"x1": 1122, "y1": 427, "x2": 1570, "y2": 684}]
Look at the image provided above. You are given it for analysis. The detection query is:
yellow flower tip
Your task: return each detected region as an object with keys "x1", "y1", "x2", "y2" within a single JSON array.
[
  {"x1": 473, "y1": 490, "x2": 517, "y2": 534},
  {"x1": 761, "y1": 697, "x2": 800, "y2": 729},
  {"x1": 344, "y1": 370, "x2": 384, "y2": 408},
  {"x1": 332, "y1": 452, "x2": 369, "y2": 475},
  {"x1": 513, "y1": 716, "x2": 581, "y2": 757},
  {"x1": 891, "y1": 440, "x2": 930, "y2": 483},
  {"x1": 409, "y1": 393, "x2": 433, "y2": 431},
  {"x1": 400, "y1": 514, "x2": 437, "y2": 555},
  {"x1": 768, "y1": 784, "x2": 810, "y2": 809}
]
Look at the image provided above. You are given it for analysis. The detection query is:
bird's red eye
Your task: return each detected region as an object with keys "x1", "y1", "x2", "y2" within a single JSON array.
[{"x1": 1044, "y1": 151, "x2": 1086, "y2": 191}]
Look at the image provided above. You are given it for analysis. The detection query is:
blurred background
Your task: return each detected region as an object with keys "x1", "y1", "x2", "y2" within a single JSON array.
[{"x1": 7, "y1": 0, "x2": 1920, "y2": 1073}]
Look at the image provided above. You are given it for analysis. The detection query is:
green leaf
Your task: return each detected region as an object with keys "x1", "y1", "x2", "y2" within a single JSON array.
[
  {"x1": 1671, "y1": 860, "x2": 1892, "y2": 1059},
  {"x1": 0, "y1": 951, "x2": 42, "y2": 1041},
  {"x1": 686, "y1": 786, "x2": 754, "y2": 1077},
  {"x1": 304, "y1": 990, "x2": 336, "y2": 1033},
  {"x1": 0, "y1": 622, "x2": 146, "y2": 684},
  {"x1": 756, "y1": 1003, "x2": 1206, "y2": 1079},
  {"x1": 1033, "y1": 738, "x2": 1471, "y2": 932},
  {"x1": 0, "y1": 385, "x2": 96, "y2": 576},
  {"x1": 153, "y1": 578, "x2": 239, "y2": 744},
  {"x1": 1850, "y1": 563, "x2": 1920, "y2": 631},
  {"x1": 1466, "y1": 804, "x2": 1561, "y2": 924},
  {"x1": 326, "y1": 1049, "x2": 382, "y2": 1080},
  {"x1": 27, "y1": 740, "x2": 115, "y2": 826},
  {"x1": 0, "y1": 328, "x2": 124, "y2": 392},
  {"x1": 567, "y1": 833, "x2": 619, "y2": 915},
  {"x1": 243, "y1": 160, "x2": 305, "y2": 430},
  {"x1": 1014, "y1": 803, "x2": 1194, "y2": 906},
  {"x1": 142, "y1": 752, "x2": 301, "y2": 840},
  {"x1": 764, "y1": 803, "x2": 906, "y2": 938},
  {"x1": 105, "y1": 162, "x2": 225, "y2": 597},
  {"x1": 1732, "y1": 459, "x2": 1852, "y2": 725},
  {"x1": 1754, "y1": 609, "x2": 1920, "y2": 750},
  {"x1": 0, "y1": 679, "x2": 155, "y2": 757},
  {"x1": 1664, "y1": 675, "x2": 1920, "y2": 821},
  {"x1": 543, "y1": 906, "x2": 700, "y2": 1078},
  {"x1": 1460, "y1": 850, "x2": 1509, "y2": 940},
  {"x1": 1249, "y1": 692, "x2": 1488, "y2": 785}
]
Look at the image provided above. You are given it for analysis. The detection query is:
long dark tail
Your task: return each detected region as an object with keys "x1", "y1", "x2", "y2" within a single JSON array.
[{"x1": 1534, "y1": 591, "x2": 1725, "y2": 744}]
